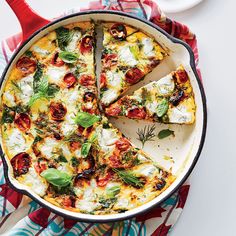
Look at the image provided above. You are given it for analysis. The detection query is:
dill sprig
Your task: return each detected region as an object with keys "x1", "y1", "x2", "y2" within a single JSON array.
[
  {"x1": 113, "y1": 168, "x2": 144, "y2": 188},
  {"x1": 136, "y1": 124, "x2": 156, "y2": 147}
]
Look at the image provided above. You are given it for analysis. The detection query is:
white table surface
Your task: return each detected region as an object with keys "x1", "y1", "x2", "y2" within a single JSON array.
[{"x1": 0, "y1": 0, "x2": 236, "y2": 235}]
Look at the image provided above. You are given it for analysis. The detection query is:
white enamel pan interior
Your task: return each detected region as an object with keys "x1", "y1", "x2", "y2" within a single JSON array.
[{"x1": 0, "y1": 10, "x2": 207, "y2": 222}]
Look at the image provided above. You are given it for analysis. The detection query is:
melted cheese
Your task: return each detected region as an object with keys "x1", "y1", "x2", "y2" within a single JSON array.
[
  {"x1": 142, "y1": 38, "x2": 155, "y2": 57},
  {"x1": 3, "y1": 91, "x2": 16, "y2": 107},
  {"x1": 18, "y1": 75, "x2": 34, "y2": 104},
  {"x1": 40, "y1": 137, "x2": 58, "y2": 159},
  {"x1": 106, "y1": 71, "x2": 123, "y2": 89},
  {"x1": 47, "y1": 66, "x2": 67, "y2": 84},
  {"x1": 6, "y1": 128, "x2": 28, "y2": 156},
  {"x1": 118, "y1": 46, "x2": 137, "y2": 66},
  {"x1": 19, "y1": 167, "x2": 48, "y2": 196},
  {"x1": 168, "y1": 104, "x2": 193, "y2": 124},
  {"x1": 66, "y1": 30, "x2": 82, "y2": 52},
  {"x1": 156, "y1": 74, "x2": 175, "y2": 96},
  {"x1": 101, "y1": 89, "x2": 119, "y2": 105}
]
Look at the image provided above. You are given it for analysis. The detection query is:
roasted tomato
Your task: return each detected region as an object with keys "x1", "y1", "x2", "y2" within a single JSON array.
[
  {"x1": 125, "y1": 67, "x2": 144, "y2": 85},
  {"x1": 109, "y1": 155, "x2": 122, "y2": 168},
  {"x1": 70, "y1": 141, "x2": 81, "y2": 151},
  {"x1": 105, "y1": 105, "x2": 121, "y2": 117},
  {"x1": 11, "y1": 152, "x2": 31, "y2": 177},
  {"x1": 16, "y1": 57, "x2": 36, "y2": 76},
  {"x1": 110, "y1": 23, "x2": 127, "y2": 40},
  {"x1": 79, "y1": 75, "x2": 95, "y2": 87},
  {"x1": 115, "y1": 138, "x2": 131, "y2": 152},
  {"x1": 169, "y1": 90, "x2": 184, "y2": 106},
  {"x1": 63, "y1": 73, "x2": 77, "y2": 88},
  {"x1": 51, "y1": 52, "x2": 65, "y2": 67},
  {"x1": 97, "y1": 172, "x2": 113, "y2": 187},
  {"x1": 34, "y1": 159, "x2": 47, "y2": 174},
  {"x1": 80, "y1": 36, "x2": 93, "y2": 54},
  {"x1": 83, "y1": 92, "x2": 95, "y2": 102},
  {"x1": 63, "y1": 196, "x2": 76, "y2": 208},
  {"x1": 103, "y1": 53, "x2": 118, "y2": 68},
  {"x1": 49, "y1": 102, "x2": 67, "y2": 121},
  {"x1": 14, "y1": 113, "x2": 31, "y2": 132},
  {"x1": 100, "y1": 73, "x2": 107, "y2": 88},
  {"x1": 176, "y1": 70, "x2": 188, "y2": 83},
  {"x1": 127, "y1": 107, "x2": 146, "y2": 119}
]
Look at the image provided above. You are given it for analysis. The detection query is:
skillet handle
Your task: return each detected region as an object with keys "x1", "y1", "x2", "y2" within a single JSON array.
[{"x1": 6, "y1": 0, "x2": 50, "y2": 43}]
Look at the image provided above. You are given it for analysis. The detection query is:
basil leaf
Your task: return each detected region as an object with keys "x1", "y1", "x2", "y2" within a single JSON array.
[
  {"x1": 106, "y1": 185, "x2": 120, "y2": 198},
  {"x1": 28, "y1": 93, "x2": 44, "y2": 107},
  {"x1": 156, "y1": 98, "x2": 169, "y2": 117},
  {"x1": 158, "y1": 129, "x2": 174, "y2": 139},
  {"x1": 41, "y1": 168, "x2": 72, "y2": 187},
  {"x1": 25, "y1": 50, "x2": 33, "y2": 57},
  {"x1": 33, "y1": 63, "x2": 43, "y2": 93},
  {"x1": 81, "y1": 142, "x2": 92, "y2": 157},
  {"x1": 47, "y1": 84, "x2": 60, "y2": 98},
  {"x1": 74, "y1": 112, "x2": 100, "y2": 128},
  {"x1": 55, "y1": 27, "x2": 73, "y2": 50},
  {"x1": 59, "y1": 51, "x2": 78, "y2": 63},
  {"x1": 1, "y1": 106, "x2": 14, "y2": 124}
]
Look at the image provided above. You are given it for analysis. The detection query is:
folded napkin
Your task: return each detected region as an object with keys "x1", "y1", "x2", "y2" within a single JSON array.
[{"x1": 0, "y1": 0, "x2": 199, "y2": 235}]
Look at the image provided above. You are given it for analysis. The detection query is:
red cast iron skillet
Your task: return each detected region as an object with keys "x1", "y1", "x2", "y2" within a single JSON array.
[{"x1": 0, "y1": 0, "x2": 207, "y2": 222}]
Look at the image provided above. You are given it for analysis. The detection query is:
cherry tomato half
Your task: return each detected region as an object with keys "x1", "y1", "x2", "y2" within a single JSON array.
[
  {"x1": 80, "y1": 36, "x2": 93, "y2": 54},
  {"x1": 127, "y1": 107, "x2": 146, "y2": 119},
  {"x1": 125, "y1": 67, "x2": 144, "y2": 85},
  {"x1": 14, "y1": 113, "x2": 31, "y2": 132},
  {"x1": 115, "y1": 138, "x2": 131, "y2": 152},
  {"x1": 11, "y1": 152, "x2": 31, "y2": 177},
  {"x1": 16, "y1": 57, "x2": 36, "y2": 76},
  {"x1": 63, "y1": 73, "x2": 77, "y2": 88},
  {"x1": 51, "y1": 52, "x2": 65, "y2": 67},
  {"x1": 79, "y1": 75, "x2": 95, "y2": 87},
  {"x1": 110, "y1": 23, "x2": 127, "y2": 40},
  {"x1": 49, "y1": 102, "x2": 67, "y2": 121}
]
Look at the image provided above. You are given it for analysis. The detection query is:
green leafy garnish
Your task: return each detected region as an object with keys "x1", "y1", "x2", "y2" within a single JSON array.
[
  {"x1": 1, "y1": 106, "x2": 14, "y2": 124},
  {"x1": 33, "y1": 63, "x2": 43, "y2": 93},
  {"x1": 81, "y1": 142, "x2": 92, "y2": 157},
  {"x1": 113, "y1": 169, "x2": 144, "y2": 188},
  {"x1": 129, "y1": 45, "x2": 139, "y2": 60},
  {"x1": 71, "y1": 157, "x2": 79, "y2": 167},
  {"x1": 33, "y1": 135, "x2": 42, "y2": 144},
  {"x1": 11, "y1": 81, "x2": 22, "y2": 93},
  {"x1": 25, "y1": 50, "x2": 33, "y2": 57},
  {"x1": 74, "y1": 112, "x2": 100, "y2": 128},
  {"x1": 41, "y1": 168, "x2": 72, "y2": 187},
  {"x1": 28, "y1": 76, "x2": 59, "y2": 106},
  {"x1": 99, "y1": 197, "x2": 117, "y2": 208},
  {"x1": 158, "y1": 129, "x2": 175, "y2": 139},
  {"x1": 57, "y1": 155, "x2": 68, "y2": 163},
  {"x1": 136, "y1": 124, "x2": 156, "y2": 147},
  {"x1": 58, "y1": 51, "x2": 78, "y2": 64},
  {"x1": 156, "y1": 98, "x2": 169, "y2": 117},
  {"x1": 106, "y1": 185, "x2": 120, "y2": 198},
  {"x1": 55, "y1": 27, "x2": 73, "y2": 50}
]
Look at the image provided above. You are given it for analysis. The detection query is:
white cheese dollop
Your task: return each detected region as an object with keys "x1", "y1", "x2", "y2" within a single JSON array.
[
  {"x1": 22, "y1": 167, "x2": 47, "y2": 196},
  {"x1": 119, "y1": 46, "x2": 137, "y2": 66},
  {"x1": 47, "y1": 66, "x2": 67, "y2": 84},
  {"x1": 146, "y1": 100, "x2": 159, "y2": 115},
  {"x1": 142, "y1": 38, "x2": 155, "y2": 57},
  {"x1": 168, "y1": 105, "x2": 193, "y2": 124},
  {"x1": 106, "y1": 71, "x2": 123, "y2": 89},
  {"x1": 40, "y1": 137, "x2": 58, "y2": 159},
  {"x1": 135, "y1": 165, "x2": 157, "y2": 177},
  {"x1": 18, "y1": 75, "x2": 34, "y2": 105},
  {"x1": 101, "y1": 89, "x2": 118, "y2": 105},
  {"x1": 97, "y1": 127, "x2": 119, "y2": 152},
  {"x1": 66, "y1": 30, "x2": 82, "y2": 52},
  {"x1": 156, "y1": 74, "x2": 175, "y2": 96},
  {"x1": 4, "y1": 91, "x2": 16, "y2": 106},
  {"x1": 6, "y1": 128, "x2": 28, "y2": 156},
  {"x1": 32, "y1": 45, "x2": 49, "y2": 56}
]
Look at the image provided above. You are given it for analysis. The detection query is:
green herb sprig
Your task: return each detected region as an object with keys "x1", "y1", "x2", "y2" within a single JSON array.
[
  {"x1": 113, "y1": 168, "x2": 144, "y2": 188},
  {"x1": 136, "y1": 124, "x2": 156, "y2": 147},
  {"x1": 74, "y1": 112, "x2": 100, "y2": 128},
  {"x1": 55, "y1": 27, "x2": 73, "y2": 50},
  {"x1": 28, "y1": 76, "x2": 59, "y2": 106}
]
